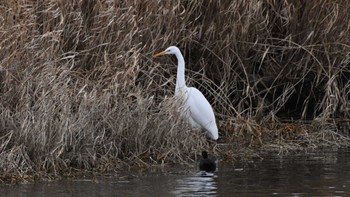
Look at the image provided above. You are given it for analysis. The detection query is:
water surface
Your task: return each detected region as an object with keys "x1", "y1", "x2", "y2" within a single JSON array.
[{"x1": 1, "y1": 148, "x2": 350, "y2": 196}]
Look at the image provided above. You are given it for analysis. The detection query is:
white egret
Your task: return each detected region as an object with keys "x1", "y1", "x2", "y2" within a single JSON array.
[{"x1": 153, "y1": 46, "x2": 219, "y2": 140}]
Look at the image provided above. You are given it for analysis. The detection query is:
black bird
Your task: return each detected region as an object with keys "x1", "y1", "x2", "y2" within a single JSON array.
[{"x1": 199, "y1": 151, "x2": 216, "y2": 172}]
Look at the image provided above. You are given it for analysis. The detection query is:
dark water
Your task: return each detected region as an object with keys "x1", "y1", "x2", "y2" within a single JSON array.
[{"x1": 1, "y1": 148, "x2": 350, "y2": 197}]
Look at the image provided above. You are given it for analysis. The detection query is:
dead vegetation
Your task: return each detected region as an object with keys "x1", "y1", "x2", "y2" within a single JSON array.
[{"x1": 0, "y1": 0, "x2": 350, "y2": 182}]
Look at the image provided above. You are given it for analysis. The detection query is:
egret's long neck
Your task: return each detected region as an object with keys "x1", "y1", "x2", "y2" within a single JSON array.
[{"x1": 175, "y1": 51, "x2": 186, "y2": 95}]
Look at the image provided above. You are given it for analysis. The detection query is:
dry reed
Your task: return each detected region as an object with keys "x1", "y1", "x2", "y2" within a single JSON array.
[{"x1": 0, "y1": 0, "x2": 349, "y2": 182}]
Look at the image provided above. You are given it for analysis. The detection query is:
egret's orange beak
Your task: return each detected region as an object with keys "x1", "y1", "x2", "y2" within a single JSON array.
[{"x1": 153, "y1": 51, "x2": 167, "y2": 58}]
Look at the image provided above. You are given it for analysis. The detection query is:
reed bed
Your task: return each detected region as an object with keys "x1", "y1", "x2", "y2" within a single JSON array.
[{"x1": 0, "y1": 0, "x2": 350, "y2": 182}]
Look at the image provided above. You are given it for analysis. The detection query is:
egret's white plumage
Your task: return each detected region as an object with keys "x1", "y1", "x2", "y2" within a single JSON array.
[{"x1": 153, "y1": 46, "x2": 218, "y2": 140}]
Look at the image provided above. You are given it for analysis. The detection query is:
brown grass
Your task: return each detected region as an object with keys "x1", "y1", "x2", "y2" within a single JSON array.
[{"x1": 0, "y1": 0, "x2": 350, "y2": 182}]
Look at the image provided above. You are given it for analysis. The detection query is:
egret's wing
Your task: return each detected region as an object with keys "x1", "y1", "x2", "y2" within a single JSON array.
[{"x1": 185, "y1": 87, "x2": 218, "y2": 139}]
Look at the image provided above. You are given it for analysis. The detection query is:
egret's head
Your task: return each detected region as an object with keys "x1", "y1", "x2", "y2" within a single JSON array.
[{"x1": 153, "y1": 46, "x2": 180, "y2": 57}]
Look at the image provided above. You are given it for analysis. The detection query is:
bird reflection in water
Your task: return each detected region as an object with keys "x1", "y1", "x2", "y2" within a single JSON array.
[{"x1": 172, "y1": 172, "x2": 217, "y2": 196}]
